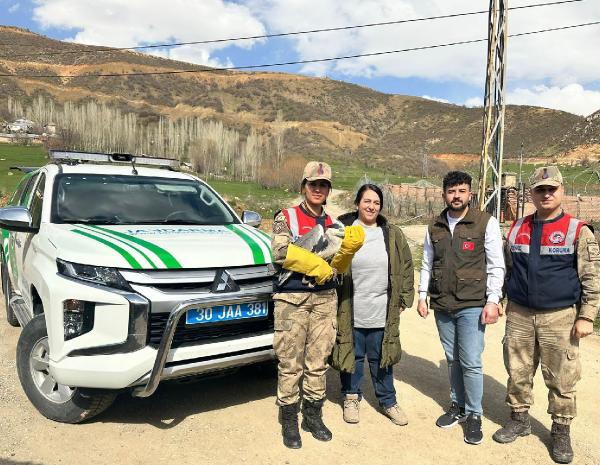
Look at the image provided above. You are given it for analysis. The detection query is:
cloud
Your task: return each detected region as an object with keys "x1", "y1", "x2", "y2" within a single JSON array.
[
  {"x1": 464, "y1": 97, "x2": 483, "y2": 108},
  {"x1": 31, "y1": 0, "x2": 266, "y2": 67},
  {"x1": 248, "y1": 0, "x2": 600, "y2": 87},
  {"x1": 151, "y1": 46, "x2": 235, "y2": 69},
  {"x1": 27, "y1": 0, "x2": 600, "y2": 115},
  {"x1": 8, "y1": 3, "x2": 20, "y2": 13},
  {"x1": 508, "y1": 84, "x2": 600, "y2": 116},
  {"x1": 422, "y1": 95, "x2": 449, "y2": 104}
]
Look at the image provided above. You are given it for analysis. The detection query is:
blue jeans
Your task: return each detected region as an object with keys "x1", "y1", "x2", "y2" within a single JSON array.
[
  {"x1": 434, "y1": 307, "x2": 486, "y2": 416},
  {"x1": 340, "y1": 327, "x2": 397, "y2": 409}
]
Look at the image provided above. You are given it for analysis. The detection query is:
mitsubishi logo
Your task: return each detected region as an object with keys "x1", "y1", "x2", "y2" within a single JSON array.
[{"x1": 211, "y1": 270, "x2": 240, "y2": 293}]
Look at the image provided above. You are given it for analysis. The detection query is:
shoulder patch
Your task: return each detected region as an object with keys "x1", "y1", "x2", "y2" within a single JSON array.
[
  {"x1": 587, "y1": 239, "x2": 600, "y2": 262},
  {"x1": 273, "y1": 215, "x2": 288, "y2": 234}
]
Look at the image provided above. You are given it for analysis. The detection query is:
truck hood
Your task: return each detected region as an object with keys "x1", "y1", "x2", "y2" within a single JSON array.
[{"x1": 47, "y1": 224, "x2": 272, "y2": 269}]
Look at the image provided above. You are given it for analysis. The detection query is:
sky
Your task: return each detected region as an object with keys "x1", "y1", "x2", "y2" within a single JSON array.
[{"x1": 1, "y1": 0, "x2": 599, "y2": 116}]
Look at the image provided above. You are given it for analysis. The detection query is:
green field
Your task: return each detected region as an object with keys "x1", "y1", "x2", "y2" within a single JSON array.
[
  {"x1": 3, "y1": 143, "x2": 598, "y2": 223},
  {"x1": 328, "y1": 159, "x2": 423, "y2": 190},
  {"x1": 208, "y1": 178, "x2": 297, "y2": 219},
  {"x1": 464, "y1": 161, "x2": 600, "y2": 196},
  {"x1": 0, "y1": 143, "x2": 48, "y2": 197},
  {"x1": 0, "y1": 143, "x2": 423, "y2": 216}
]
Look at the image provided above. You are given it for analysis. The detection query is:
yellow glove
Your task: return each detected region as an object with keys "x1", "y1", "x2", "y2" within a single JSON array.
[
  {"x1": 282, "y1": 244, "x2": 334, "y2": 285},
  {"x1": 330, "y1": 225, "x2": 366, "y2": 274}
]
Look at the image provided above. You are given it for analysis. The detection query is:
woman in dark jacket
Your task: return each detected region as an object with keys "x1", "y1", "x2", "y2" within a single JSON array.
[{"x1": 331, "y1": 184, "x2": 414, "y2": 425}]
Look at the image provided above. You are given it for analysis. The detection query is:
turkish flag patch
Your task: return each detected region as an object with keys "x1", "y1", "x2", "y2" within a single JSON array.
[{"x1": 462, "y1": 241, "x2": 475, "y2": 251}]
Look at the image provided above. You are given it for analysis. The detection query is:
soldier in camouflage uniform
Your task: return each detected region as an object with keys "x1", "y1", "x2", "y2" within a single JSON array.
[
  {"x1": 271, "y1": 161, "x2": 364, "y2": 449},
  {"x1": 493, "y1": 166, "x2": 600, "y2": 464}
]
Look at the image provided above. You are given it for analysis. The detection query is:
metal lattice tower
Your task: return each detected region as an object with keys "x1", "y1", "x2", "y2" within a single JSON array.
[{"x1": 477, "y1": 0, "x2": 508, "y2": 218}]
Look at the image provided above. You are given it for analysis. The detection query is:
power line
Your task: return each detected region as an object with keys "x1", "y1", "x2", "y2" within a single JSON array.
[
  {"x1": 0, "y1": 0, "x2": 584, "y2": 59},
  {"x1": 0, "y1": 20, "x2": 598, "y2": 79}
]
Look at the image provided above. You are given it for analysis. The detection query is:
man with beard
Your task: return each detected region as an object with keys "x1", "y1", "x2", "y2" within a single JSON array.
[{"x1": 417, "y1": 171, "x2": 505, "y2": 445}]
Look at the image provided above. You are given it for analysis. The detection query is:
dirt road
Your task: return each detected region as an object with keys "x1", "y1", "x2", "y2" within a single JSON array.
[
  {"x1": 2, "y1": 214, "x2": 600, "y2": 465},
  {"x1": 2, "y1": 285, "x2": 600, "y2": 465}
]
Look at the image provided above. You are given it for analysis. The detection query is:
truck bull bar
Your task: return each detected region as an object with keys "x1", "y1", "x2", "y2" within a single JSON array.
[{"x1": 131, "y1": 292, "x2": 273, "y2": 398}]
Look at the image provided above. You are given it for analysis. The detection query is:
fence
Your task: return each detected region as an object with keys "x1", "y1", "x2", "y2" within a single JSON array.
[
  {"x1": 382, "y1": 182, "x2": 445, "y2": 221},
  {"x1": 504, "y1": 187, "x2": 600, "y2": 222}
]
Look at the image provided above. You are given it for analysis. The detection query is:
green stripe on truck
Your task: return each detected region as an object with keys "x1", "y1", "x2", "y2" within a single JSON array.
[
  {"x1": 79, "y1": 225, "x2": 158, "y2": 269},
  {"x1": 72, "y1": 229, "x2": 142, "y2": 269},
  {"x1": 90, "y1": 225, "x2": 182, "y2": 269},
  {"x1": 225, "y1": 224, "x2": 266, "y2": 264},
  {"x1": 239, "y1": 225, "x2": 273, "y2": 260}
]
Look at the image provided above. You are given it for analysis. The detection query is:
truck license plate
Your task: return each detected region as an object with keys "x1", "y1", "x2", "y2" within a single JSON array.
[{"x1": 186, "y1": 301, "x2": 268, "y2": 325}]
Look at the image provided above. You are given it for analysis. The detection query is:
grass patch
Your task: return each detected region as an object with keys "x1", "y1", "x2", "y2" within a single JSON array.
[
  {"x1": 0, "y1": 143, "x2": 48, "y2": 196},
  {"x1": 463, "y1": 161, "x2": 600, "y2": 196},
  {"x1": 208, "y1": 178, "x2": 296, "y2": 219},
  {"x1": 328, "y1": 159, "x2": 425, "y2": 191},
  {"x1": 0, "y1": 144, "x2": 295, "y2": 219}
]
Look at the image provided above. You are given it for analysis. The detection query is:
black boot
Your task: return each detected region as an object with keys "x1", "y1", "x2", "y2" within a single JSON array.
[
  {"x1": 492, "y1": 411, "x2": 532, "y2": 444},
  {"x1": 301, "y1": 399, "x2": 332, "y2": 441},
  {"x1": 551, "y1": 422, "x2": 573, "y2": 464},
  {"x1": 280, "y1": 403, "x2": 302, "y2": 449}
]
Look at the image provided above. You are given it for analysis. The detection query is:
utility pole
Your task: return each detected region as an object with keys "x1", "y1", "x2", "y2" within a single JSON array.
[
  {"x1": 518, "y1": 141, "x2": 523, "y2": 186},
  {"x1": 476, "y1": 0, "x2": 508, "y2": 219},
  {"x1": 518, "y1": 142, "x2": 525, "y2": 218}
]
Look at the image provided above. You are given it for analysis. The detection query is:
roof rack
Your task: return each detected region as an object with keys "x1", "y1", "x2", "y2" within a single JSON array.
[{"x1": 48, "y1": 150, "x2": 179, "y2": 170}]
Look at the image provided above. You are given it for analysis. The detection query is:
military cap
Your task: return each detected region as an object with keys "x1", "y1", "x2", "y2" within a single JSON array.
[
  {"x1": 529, "y1": 166, "x2": 563, "y2": 189},
  {"x1": 302, "y1": 161, "x2": 332, "y2": 183}
]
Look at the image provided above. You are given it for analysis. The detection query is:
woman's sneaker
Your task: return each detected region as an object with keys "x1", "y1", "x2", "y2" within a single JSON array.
[
  {"x1": 436, "y1": 402, "x2": 467, "y2": 428},
  {"x1": 343, "y1": 394, "x2": 360, "y2": 424},
  {"x1": 464, "y1": 414, "x2": 483, "y2": 445},
  {"x1": 383, "y1": 404, "x2": 408, "y2": 426}
]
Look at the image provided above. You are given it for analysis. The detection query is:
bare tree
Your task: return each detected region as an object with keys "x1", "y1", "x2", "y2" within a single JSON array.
[{"x1": 9, "y1": 96, "x2": 298, "y2": 188}]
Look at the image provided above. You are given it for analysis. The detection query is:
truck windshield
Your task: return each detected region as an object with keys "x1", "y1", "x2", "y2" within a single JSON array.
[{"x1": 51, "y1": 174, "x2": 237, "y2": 225}]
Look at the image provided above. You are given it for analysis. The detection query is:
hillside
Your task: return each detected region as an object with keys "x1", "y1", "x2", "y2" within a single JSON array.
[
  {"x1": 0, "y1": 26, "x2": 591, "y2": 174},
  {"x1": 558, "y1": 109, "x2": 600, "y2": 151}
]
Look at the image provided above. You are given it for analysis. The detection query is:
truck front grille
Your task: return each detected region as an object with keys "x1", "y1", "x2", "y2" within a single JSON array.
[{"x1": 148, "y1": 306, "x2": 274, "y2": 348}]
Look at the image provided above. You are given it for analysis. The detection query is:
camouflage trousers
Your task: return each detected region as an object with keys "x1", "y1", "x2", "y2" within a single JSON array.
[
  {"x1": 273, "y1": 289, "x2": 337, "y2": 406},
  {"x1": 503, "y1": 300, "x2": 582, "y2": 424}
]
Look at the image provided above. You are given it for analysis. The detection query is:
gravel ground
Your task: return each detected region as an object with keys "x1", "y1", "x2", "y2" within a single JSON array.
[{"x1": 2, "y1": 291, "x2": 600, "y2": 465}]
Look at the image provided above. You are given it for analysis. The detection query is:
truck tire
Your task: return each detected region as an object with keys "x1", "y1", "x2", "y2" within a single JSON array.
[
  {"x1": 16, "y1": 314, "x2": 117, "y2": 423},
  {"x1": 2, "y1": 264, "x2": 20, "y2": 327}
]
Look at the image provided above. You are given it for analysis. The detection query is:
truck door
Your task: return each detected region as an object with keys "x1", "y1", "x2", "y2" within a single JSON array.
[
  {"x1": 16, "y1": 173, "x2": 45, "y2": 309},
  {"x1": 9, "y1": 172, "x2": 39, "y2": 302}
]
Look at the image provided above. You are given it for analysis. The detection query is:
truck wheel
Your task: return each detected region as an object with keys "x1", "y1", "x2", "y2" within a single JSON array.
[
  {"x1": 2, "y1": 264, "x2": 19, "y2": 327},
  {"x1": 17, "y1": 314, "x2": 117, "y2": 423}
]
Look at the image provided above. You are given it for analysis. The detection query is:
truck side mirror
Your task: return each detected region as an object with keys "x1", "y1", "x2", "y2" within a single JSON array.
[
  {"x1": 241, "y1": 210, "x2": 261, "y2": 228},
  {"x1": 0, "y1": 206, "x2": 38, "y2": 233}
]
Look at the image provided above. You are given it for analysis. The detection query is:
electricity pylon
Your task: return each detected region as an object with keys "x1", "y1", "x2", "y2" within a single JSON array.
[{"x1": 476, "y1": 0, "x2": 508, "y2": 218}]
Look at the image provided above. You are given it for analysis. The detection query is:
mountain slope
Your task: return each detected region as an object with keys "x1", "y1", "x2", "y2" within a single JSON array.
[
  {"x1": 558, "y1": 109, "x2": 600, "y2": 149},
  {"x1": 0, "y1": 26, "x2": 591, "y2": 173}
]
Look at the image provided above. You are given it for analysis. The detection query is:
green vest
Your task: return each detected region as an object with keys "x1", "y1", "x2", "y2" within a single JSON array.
[
  {"x1": 428, "y1": 207, "x2": 491, "y2": 312},
  {"x1": 330, "y1": 213, "x2": 415, "y2": 373}
]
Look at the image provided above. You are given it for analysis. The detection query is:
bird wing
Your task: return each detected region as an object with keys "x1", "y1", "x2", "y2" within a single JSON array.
[{"x1": 277, "y1": 224, "x2": 325, "y2": 286}]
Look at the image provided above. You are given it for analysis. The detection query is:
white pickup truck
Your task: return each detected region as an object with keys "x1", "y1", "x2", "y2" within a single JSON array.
[{"x1": 0, "y1": 151, "x2": 276, "y2": 423}]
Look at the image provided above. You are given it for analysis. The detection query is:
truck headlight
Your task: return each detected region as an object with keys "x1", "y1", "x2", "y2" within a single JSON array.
[{"x1": 57, "y1": 259, "x2": 132, "y2": 291}]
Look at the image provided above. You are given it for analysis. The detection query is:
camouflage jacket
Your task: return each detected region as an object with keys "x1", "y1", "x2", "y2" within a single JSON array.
[{"x1": 576, "y1": 226, "x2": 600, "y2": 321}]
